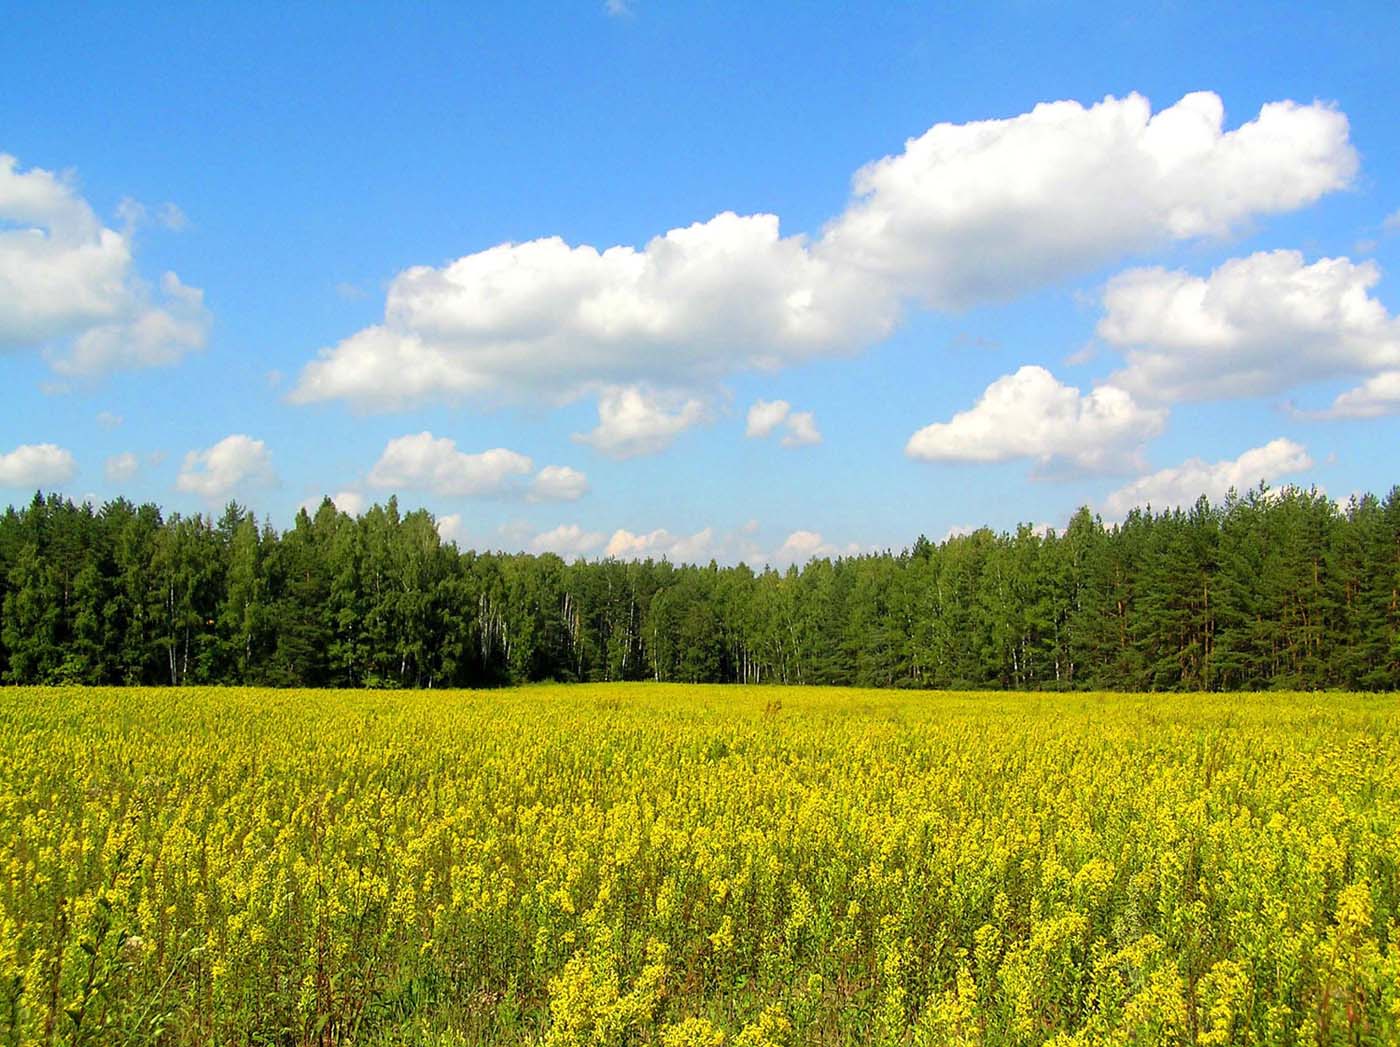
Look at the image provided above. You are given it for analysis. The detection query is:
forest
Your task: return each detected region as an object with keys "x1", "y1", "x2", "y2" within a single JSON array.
[{"x1": 1, "y1": 483, "x2": 1397, "y2": 692}]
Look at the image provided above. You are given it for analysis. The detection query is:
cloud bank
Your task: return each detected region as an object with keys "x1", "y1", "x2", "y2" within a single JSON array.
[
  {"x1": 1102, "y1": 438, "x2": 1312, "y2": 517},
  {"x1": 291, "y1": 92, "x2": 1354, "y2": 414}
]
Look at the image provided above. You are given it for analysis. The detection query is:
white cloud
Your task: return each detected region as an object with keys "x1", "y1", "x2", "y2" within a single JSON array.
[
  {"x1": 746, "y1": 399, "x2": 791, "y2": 438},
  {"x1": 368, "y1": 432, "x2": 533, "y2": 496},
  {"x1": 1385, "y1": 209, "x2": 1400, "y2": 234},
  {"x1": 905, "y1": 365, "x2": 1166, "y2": 473},
  {"x1": 573, "y1": 386, "x2": 708, "y2": 458},
  {"x1": 299, "y1": 490, "x2": 367, "y2": 517},
  {"x1": 96, "y1": 410, "x2": 123, "y2": 429},
  {"x1": 1101, "y1": 438, "x2": 1312, "y2": 517},
  {"x1": 0, "y1": 153, "x2": 209, "y2": 375},
  {"x1": 291, "y1": 212, "x2": 894, "y2": 410},
  {"x1": 772, "y1": 530, "x2": 863, "y2": 565},
  {"x1": 157, "y1": 202, "x2": 188, "y2": 231},
  {"x1": 530, "y1": 523, "x2": 606, "y2": 557},
  {"x1": 290, "y1": 92, "x2": 1352, "y2": 412},
  {"x1": 746, "y1": 398, "x2": 822, "y2": 446},
  {"x1": 822, "y1": 91, "x2": 1355, "y2": 308},
  {"x1": 115, "y1": 198, "x2": 187, "y2": 232},
  {"x1": 0, "y1": 443, "x2": 77, "y2": 487},
  {"x1": 780, "y1": 410, "x2": 822, "y2": 447},
  {"x1": 487, "y1": 518, "x2": 865, "y2": 567},
  {"x1": 331, "y1": 490, "x2": 367, "y2": 516},
  {"x1": 528, "y1": 464, "x2": 589, "y2": 502},
  {"x1": 436, "y1": 513, "x2": 466, "y2": 544},
  {"x1": 605, "y1": 526, "x2": 717, "y2": 562},
  {"x1": 1101, "y1": 250, "x2": 1400, "y2": 401},
  {"x1": 604, "y1": 0, "x2": 632, "y2": 15},
  {"x1": 51, "y1": 272, "x2": 211, "y2": 377},
  {"x1": 104, "y1": 451, "x2": 140, "y2": 484},
  {"x1": 366, "y1": 433, "x2": 590, "y2": 500},
  {"x1": 1307, "y1": 371, "x2": 1400, "y2": 419},
  {"x1": 175, "y1": 435, "x2": 275, "y2": 500},
  {"x1": 0, "y1": 155, "x2": 120, "y2": 344},
  {"x1": 775, "y1": 530, "x2": 824, "y2": 563}
]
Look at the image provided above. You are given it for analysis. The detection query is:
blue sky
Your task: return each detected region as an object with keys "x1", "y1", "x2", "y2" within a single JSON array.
[{"x1": 3, "y1": 2, "x2": 1399, "y2": 564}]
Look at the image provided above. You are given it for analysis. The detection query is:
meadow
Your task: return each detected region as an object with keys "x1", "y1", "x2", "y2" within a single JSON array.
[{"x1": 1, "y1": 685, "x2": 1397, "y2": 1046}]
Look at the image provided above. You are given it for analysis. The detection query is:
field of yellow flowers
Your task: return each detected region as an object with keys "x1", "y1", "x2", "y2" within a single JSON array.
[{"x1": 1, "y1": 685, "x2": 1397, "y2": 1046}]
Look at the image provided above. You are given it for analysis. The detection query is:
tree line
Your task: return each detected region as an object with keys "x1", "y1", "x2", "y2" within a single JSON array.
[{"x1": 1, "y1": 483, "x2": 1397, "y2": 691}]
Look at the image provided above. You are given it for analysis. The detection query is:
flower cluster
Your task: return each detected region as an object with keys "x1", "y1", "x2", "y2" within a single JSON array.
[{"x1": 1, "y1": 685, "x2": 1397, "y2": 1044}]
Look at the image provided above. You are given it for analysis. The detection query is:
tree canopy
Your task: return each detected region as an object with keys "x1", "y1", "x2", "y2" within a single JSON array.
[{"x1": 2, "y1": 485, "x2": 1397, "y2": 691}]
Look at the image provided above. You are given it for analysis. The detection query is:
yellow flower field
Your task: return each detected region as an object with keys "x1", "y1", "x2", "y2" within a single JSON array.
[{"x1": 1, "y1": 685, "x2": 1397, "y2": 1045}]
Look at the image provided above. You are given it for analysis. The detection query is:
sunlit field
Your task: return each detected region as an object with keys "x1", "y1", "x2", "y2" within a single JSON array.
[{"x1": 2, "y1": 685, "x2": 1397, "y2": 1046}]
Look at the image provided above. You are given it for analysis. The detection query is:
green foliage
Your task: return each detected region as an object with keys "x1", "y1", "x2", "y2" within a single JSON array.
[{"x1": 2, "y1": 484, "x2": 1400, "y2": 690}]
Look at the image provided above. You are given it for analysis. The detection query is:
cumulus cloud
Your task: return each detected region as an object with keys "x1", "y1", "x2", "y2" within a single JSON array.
[
  {"x1": 1306, "y1": 371, "x2": 1400, "y2": 419},
  {"x1": 530, "y1": 523, "x2": 607, "y2": 557},
  {"x1": 331, "y1": 490, "x2": 367, "y2": 516},
  {"x1": 773, "y1": 530, "x2": 863, "y2": 565},
  {"x1": 605, "y1": 526, "x2": 718, "y2": 562},
  {"x1": 746, "y1": 399, "x2": 790, "y2": 438},
  {"x1": 431, "y1": 512, "x2": 464, "y2": 543},
  {"x1": 299, "y1": 490, "x2": 367, "y2": 517},
  {"x1": 291, "y1": 212, "x2": 895, "y2": 411},
  {"x1": 104, "y1": 451, "x2": 140, "y2": 484},
  {"x1": 368, "y1": 433, "x2": 533, "y2": 496},
  {"x1": 528, "y1": 465, "x2": 590, "y2": 502},
  {"x1": 365, "y1": 432, "x2": 588, "y2": 500},
  {"x1": 0, "y1": 443, "x2": 77, "y2": 487},
  {"x1": 96, "y1": 410, "x2": 123, "y2": 429},
  {"x1": 175, "y1": 435, "x2": 275, "y2": 499},
  {"x1": 484, "y1": 519, "x2": 864, "y2": 567},
  {"x1": 780, "y1": 411, "x2": 821, "y2": 447},
  {"x1": 290, "y1": 92, "x2": 1352, "y2": 413},
  {"x1": 436, "y1": 513, "x2": 466, "y2": 544},
  {"x1": 1101, "y1": 251, "x2": 1400, "y2": 401},
  {"x1": 573, "y1": 386, "x2": 708, "y2": 458},
  {"x1": 0, "y1": 153, "x2": 210, "y2": 376},
  {"x1": 745, "y1": 399, "x2": 822, "y2": 447},
  {"x1": 52, "y1": 273, "x2": 211, "y2": 377},
  {"x1": 823, "y1": 91, "x2": 1354, "y2": 307},
  {"x1": 1101, "y1": 438, "x2": 1312, "y2": 517},
  {"x1": 905, "y1": 365, "x2": 1166, "y2": 473}
]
